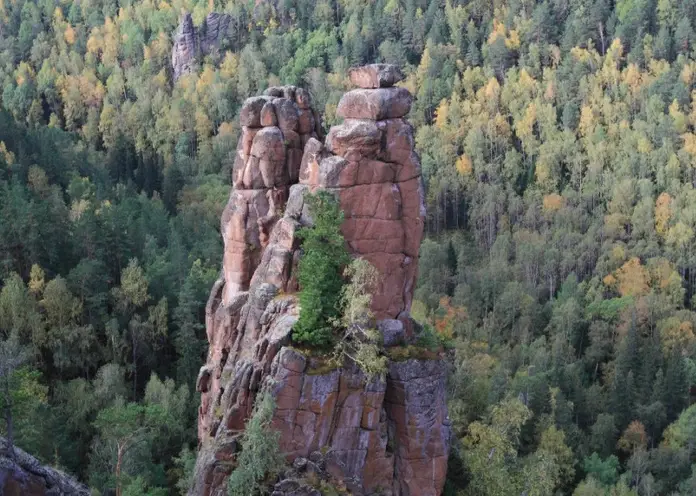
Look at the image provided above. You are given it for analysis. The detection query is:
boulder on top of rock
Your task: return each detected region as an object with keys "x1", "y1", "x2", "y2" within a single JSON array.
[
  {"x1": 336, "y1": 87, "x2": 413, "y2": 121},
  {"x1": 295, "y1": 87, "x2": 311, "y2": 109},
  {"x1": 240, "y1": 96, "x2": 270, "y2": 127},
  {"x1": 348, "y1": 64, "x2": 404, "y2": 88},
  {"x1": 274, "y1": 98, "x2": 300, "y2": 133},
  {"x1": 325, "y1": 119, "x2": 381, "y2": 160},
  {"x1": 260, "y1": 102, "x2": 277, "y2": 127},
  {"x1": 378, "y1": 319, "x2": 406, "y2": 346}
]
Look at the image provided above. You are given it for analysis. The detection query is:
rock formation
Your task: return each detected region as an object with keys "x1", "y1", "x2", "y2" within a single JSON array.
[
  {"x1": 172, "y1": 13, "x2": 232, "y2": 81},
  {"x1": 191, "y1": 65, "x2": 449, "y2": 496},
  {"x1": 0, "y1": 439, "x2": 90, "y2": 496}
]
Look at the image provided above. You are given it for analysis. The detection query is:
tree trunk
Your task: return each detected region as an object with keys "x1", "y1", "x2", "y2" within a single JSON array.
[
  {"x1": 132, "y1": 332, "x2": 137, "y2": 399},
  {"x1": 3, "y1": 374, "x2": 15, "y2": 461},
  {"x1": 116, "y1": 443, "x2": 124, "y2": 496}
]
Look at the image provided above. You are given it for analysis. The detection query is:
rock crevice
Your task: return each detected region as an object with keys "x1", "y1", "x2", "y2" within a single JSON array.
[{"x1": 192, "y1": 66, "x2": 449, "y2": 496}]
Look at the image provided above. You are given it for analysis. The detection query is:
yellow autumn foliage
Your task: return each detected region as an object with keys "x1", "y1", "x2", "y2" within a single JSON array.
[
  {"x1": 579, "y1": 105, "x2": 594, "y2": 137},
  {"x1": 682, "y1": 133, "x2": 696, "y2": 155},
  {"x1": 542, "y1": 193, "x2": 564, "y2": 212},
  {"x1": 519, "y1": 68, "x2": 536, "y2": 90},
  {"x1": 505, "y1": 29, "x2": 520, "y2": 50},
  {"x1": 681, "y1": 63, "x2": 695, "y2": 85},
  {"x1": 637, "y1": 136, "x2": 653, "y2": 154},
  {"x1": 655, "y1": 192, "x2": 673, "y2": 237},
  {"x1": 603, "y1": 274, "x2": 617, "y2": 287},
  {"x1": 659, "y1": 316, "x2": 696, "y2": 355},
  {"x1": 64, "y1": 24, "x2": 76, "y2": 45},
  {"x1": 670, "y1": 100, "x2": 688, "y2": 133},
  {"x1": 456, "y1": 155, "x2": 473, "y2": 176},
  {"x1": 435, "y1": 99, "x2": 449, "y2": 129},
  {"x1": 613, "y1": 257, "x2": 650, "y2": 297},
  {"x1": 0, "y1": 141, "x2": 15, "y2": 165},
  {"x1": 217, "y1": 122, "x2": 235, "y2": 138},
  {"x1": 484, "y1": 77, "x2": 501, "y2": 101},
  {"x1": 516, "y1": 102, "x2": 537, "y2": 141},
  {"x1": 487, "y1": 19, "x2": 507, "y2": 45}
]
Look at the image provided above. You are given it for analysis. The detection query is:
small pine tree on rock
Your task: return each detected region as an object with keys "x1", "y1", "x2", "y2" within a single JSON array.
[{"x1": 293, "y1": 191, "x2": 350, "y2": 348}]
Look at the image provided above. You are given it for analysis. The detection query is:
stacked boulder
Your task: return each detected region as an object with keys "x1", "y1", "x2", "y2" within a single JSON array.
[
  {"x1": 222, "y1": 86, "x2": 322, "y2": 301},
  {"x1": 192, "y1": 66, "x2": 449, "y2": 496},
  {"x1": 299, "y1": 64, "x2": 425, "y2": 323}
]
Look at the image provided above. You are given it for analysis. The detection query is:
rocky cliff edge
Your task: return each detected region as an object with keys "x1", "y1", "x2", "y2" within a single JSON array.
[{"x1": 0, "y1": 439, "x2": 90, "y2": 496}]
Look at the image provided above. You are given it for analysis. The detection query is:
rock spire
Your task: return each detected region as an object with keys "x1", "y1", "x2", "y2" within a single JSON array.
[
  {"x1": 191, "y1": 65, "x2": 449, "y2": 496},
  {"x1": 172, "y1": 13, "x2": 232, "y2": 81}
]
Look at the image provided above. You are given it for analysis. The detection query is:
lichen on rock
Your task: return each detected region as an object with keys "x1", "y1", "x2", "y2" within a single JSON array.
[{"x1": 191, "y1": 66, "x2": 449, "y2": 496}]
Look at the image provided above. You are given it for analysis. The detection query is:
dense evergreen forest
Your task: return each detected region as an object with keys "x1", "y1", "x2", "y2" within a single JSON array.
[{"x1": 4, "y1": 0, "x2": 696, "y2": 494}]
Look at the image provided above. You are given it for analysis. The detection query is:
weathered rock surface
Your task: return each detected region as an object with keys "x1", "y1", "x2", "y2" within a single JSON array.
[
  {"x1": 172, "y1": 12, "x2": 232, "y2": 81},
  {"x1": 192, "y1": 66, "x2": 448, "y2": 496},
  {"x1": 222, "y1": 88, "x2": 323, "y2": 301},
  {"x1": 0, "y1": 439, "x2": 89, "y2": 496},
  {"x1": 349, "y1": 64, "x2": 405, "y2": 88},
  {"x1": 336, "y1": 87, "x2": 413, "y2": 121}
]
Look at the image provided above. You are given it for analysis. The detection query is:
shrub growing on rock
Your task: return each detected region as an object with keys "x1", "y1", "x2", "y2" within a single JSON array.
[
  {"x1": 227, "y1": 386, "x2": 284, "y2": 496},
  {"x1": 332, "y1": 258, "x2": 387, "y2": 379}
]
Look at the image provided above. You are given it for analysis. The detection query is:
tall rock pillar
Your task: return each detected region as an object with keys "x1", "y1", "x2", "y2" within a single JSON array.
[
  {"x1": 301, "y1": 64, "x2": 426, "y2": 323},
  {"x1": 192, "y1": 66, "x2": 448, "y2": 496}
]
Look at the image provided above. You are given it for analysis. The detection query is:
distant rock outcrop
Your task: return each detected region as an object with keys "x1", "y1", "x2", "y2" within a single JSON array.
[
  {"x1": 0, "y1": 439, "x2": 89, "y2": 496},
  {"x1": 191, "y1": 66, "x2": 449, "y2": 496},
  {"x1": 172, "y1": 12, "x2": 232, "y2": 81}
]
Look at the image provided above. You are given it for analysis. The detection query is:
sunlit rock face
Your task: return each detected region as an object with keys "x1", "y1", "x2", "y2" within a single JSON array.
[{"x1": 191, "y1": 66, "x2": 449, "y2": 496}]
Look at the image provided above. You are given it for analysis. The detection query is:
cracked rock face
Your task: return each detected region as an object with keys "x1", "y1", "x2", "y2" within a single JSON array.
[{"x1": 191, "y1": 67, "x2": 448, "y2": 496}]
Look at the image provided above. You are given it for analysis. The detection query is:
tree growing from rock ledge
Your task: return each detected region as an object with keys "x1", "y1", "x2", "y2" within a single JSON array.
[
  {"x1": 293, "y1": 191, "x2": 350, "y2": 348},
  {"x1": 332, "y1": 258, "x2": 388, "y2": 380},
  {"x1": 227, "y1": 385, "x2": 284, "y2": 496}
]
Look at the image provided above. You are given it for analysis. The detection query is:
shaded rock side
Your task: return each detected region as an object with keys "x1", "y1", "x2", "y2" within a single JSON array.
[
  {"x1": 172, "y1": 12, "x2": 233, "y2": 81},
  {"x1": 192, "y1": 66, "x2": 447, "y2": 496},
  {"x1": 0, "y1": 439, "x2": 90, "y2": 496}
]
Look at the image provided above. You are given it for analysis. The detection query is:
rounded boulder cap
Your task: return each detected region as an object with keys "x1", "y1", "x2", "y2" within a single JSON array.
[{"x1": 348, "y1": 64, "x2": 405, "y2": 88}]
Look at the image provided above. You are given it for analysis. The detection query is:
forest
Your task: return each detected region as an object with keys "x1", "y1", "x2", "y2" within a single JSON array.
[{"x1": 3, "y1": 0, "x2": 696, "y2": 494}]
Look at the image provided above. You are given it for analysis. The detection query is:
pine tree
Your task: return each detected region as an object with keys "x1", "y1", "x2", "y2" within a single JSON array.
[
  {"x1": 293, "y1": 191, "x2": 350, "y2": 348},
  {"x1": 663, "y1": 351, "x2": 688, "y2": 422}
]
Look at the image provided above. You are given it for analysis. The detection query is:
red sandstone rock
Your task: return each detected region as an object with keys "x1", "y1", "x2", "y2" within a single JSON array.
[
  {"x1": 349, "y1": 63, "x2": 404, "y2": 88},
  {"x1": 325, "y1": 119, "x2": 381, "y2": 160},
  {"x1": 336, "y1": 87, "x2": 413, "y2": 120},
  {"x1": 240, "y1": 96, "x2": 269, "y2": 127},
  {"x1": 192, "y1": 71, "x2": 446, "y2": 496},
  {"x1": 274, "y1": 97, "x2": 300, "y2": 134},
  {"x1": 260, "y1": 101, "x2": 277, "y2": 127}
]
